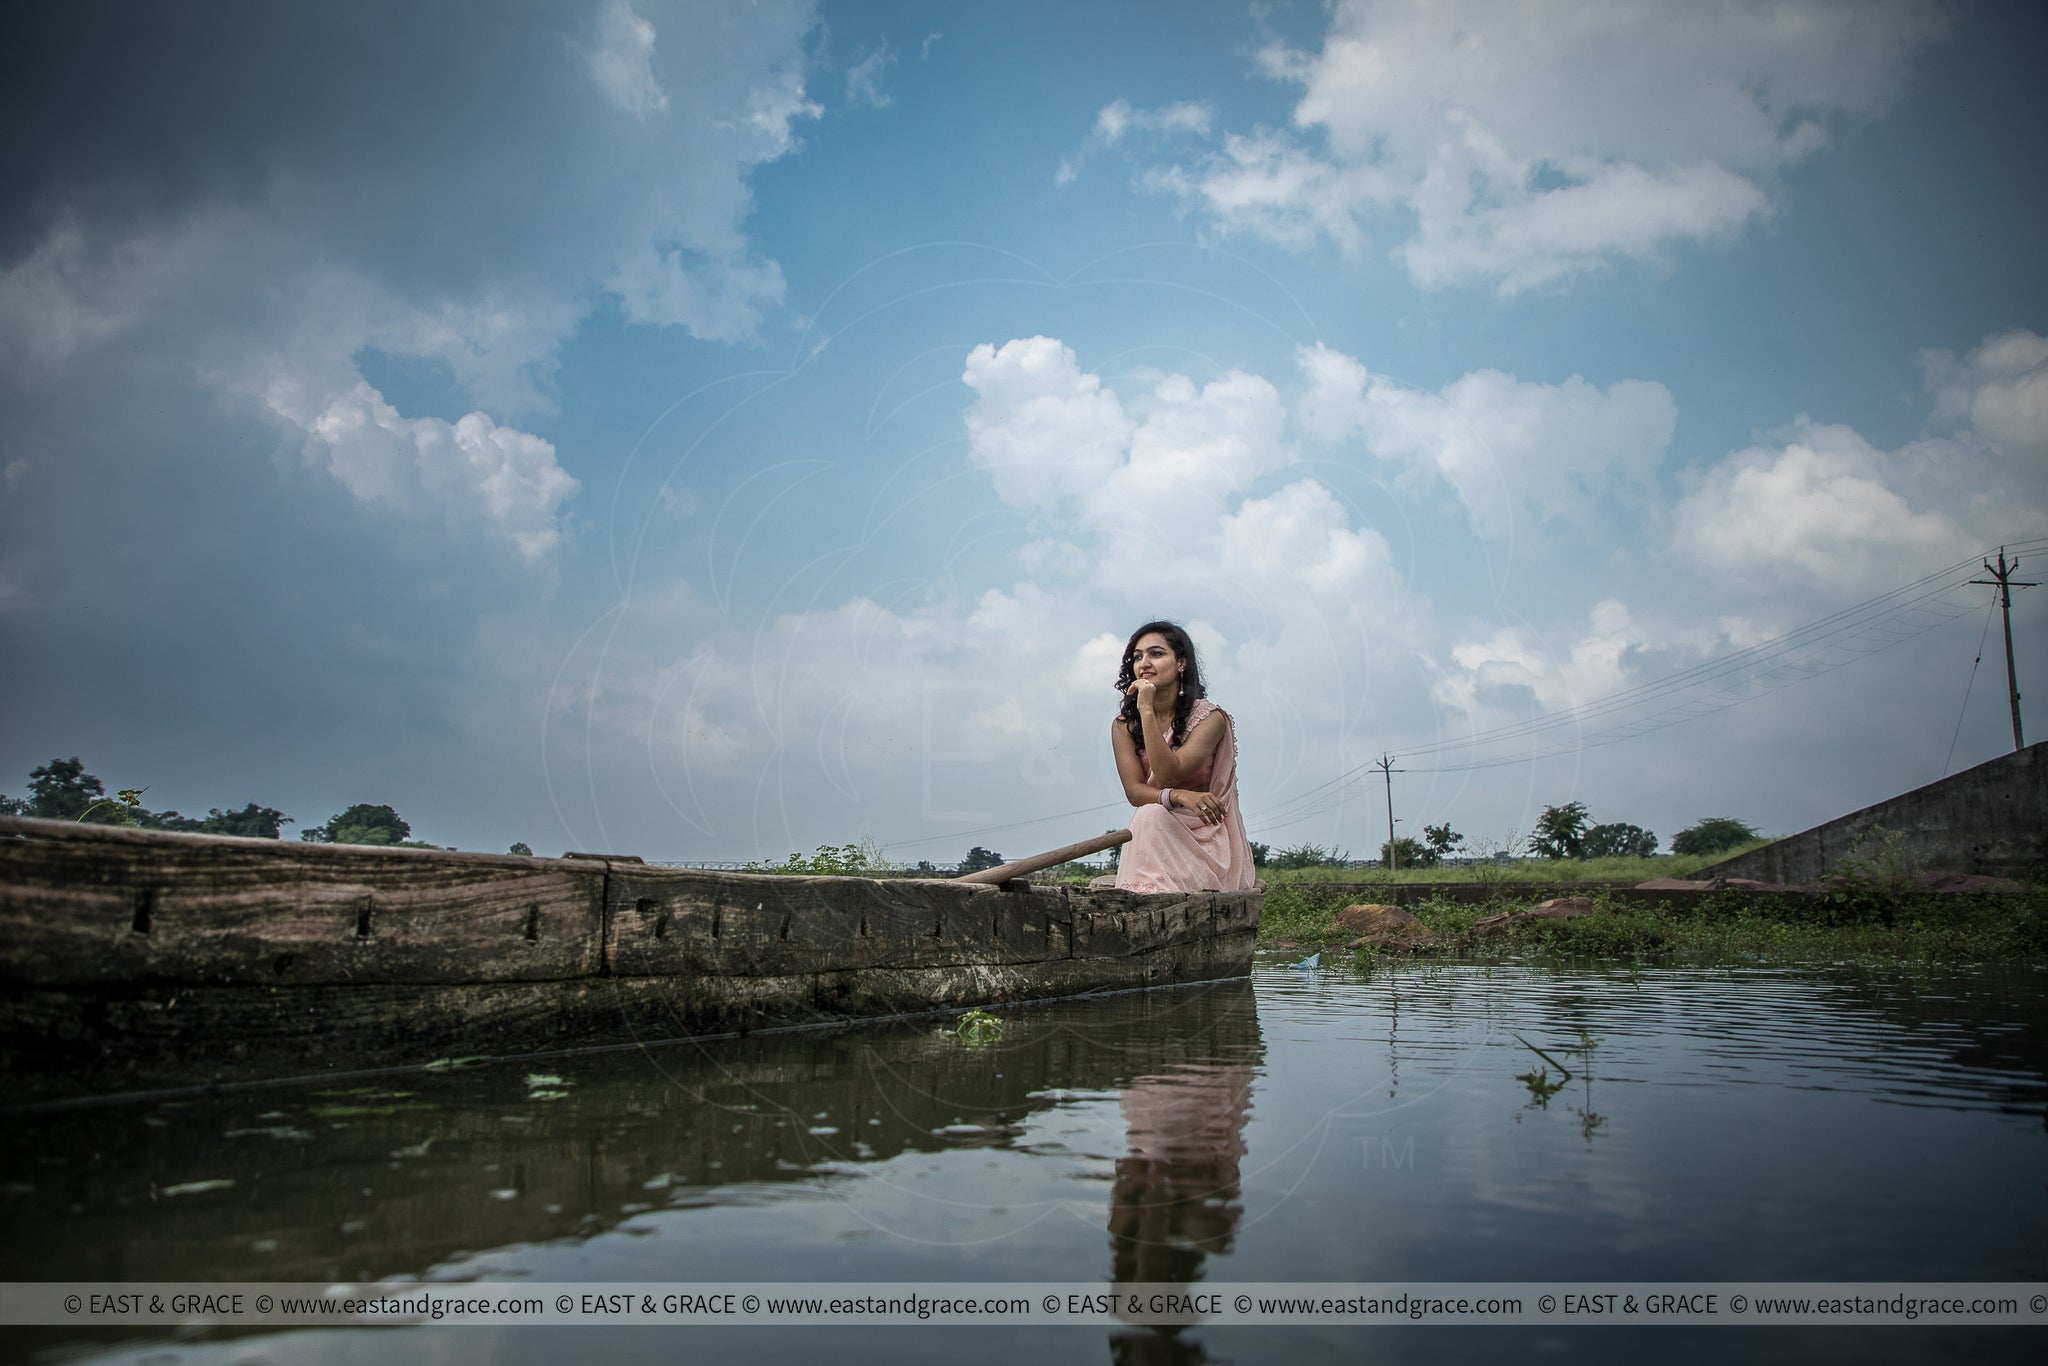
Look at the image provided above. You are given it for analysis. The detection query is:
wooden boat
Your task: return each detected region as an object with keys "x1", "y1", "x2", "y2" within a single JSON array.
[{"x1": 0, "y1": 816, "x2": 1262, "y2": 1098}]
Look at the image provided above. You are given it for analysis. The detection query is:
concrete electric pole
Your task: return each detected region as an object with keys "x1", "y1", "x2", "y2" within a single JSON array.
[
  {"x1": 1969, "y1": 548, "x2": 2037, "y2": 751},
  {"x1": 1374, "y1": 754, "x2": 1404, "y2": 870}
]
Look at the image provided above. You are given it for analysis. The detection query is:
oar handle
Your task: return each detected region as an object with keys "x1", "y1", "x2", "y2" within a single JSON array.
[{"x1": 953, "y1": 828, "x2": 1133, "y2": 885}]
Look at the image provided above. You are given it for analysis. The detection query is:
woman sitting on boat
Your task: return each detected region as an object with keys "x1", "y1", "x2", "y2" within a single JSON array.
[{"x1": 1111, "y1": 621, "x2": 1257, "y2": 894}]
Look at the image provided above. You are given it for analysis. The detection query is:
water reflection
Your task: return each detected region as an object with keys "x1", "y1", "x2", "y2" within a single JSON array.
[
  {"x1": 1105, "y1": 1012, "x2": 1260, "y2": 1363},
  {"x1": 0, "y1": 980, "x2": 1264, "y2": 1290},
  {"x1": 1510, "y1": 1030, "x2": 1606, "y2": 1142},
  {"x1": 3, "y1": 963, "x2": 2045, "y2": 1366}
]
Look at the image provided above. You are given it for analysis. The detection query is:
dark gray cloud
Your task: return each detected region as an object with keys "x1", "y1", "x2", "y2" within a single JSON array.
[{"x1": 0, "y1": 1, "x2": 824, "y2": 846}]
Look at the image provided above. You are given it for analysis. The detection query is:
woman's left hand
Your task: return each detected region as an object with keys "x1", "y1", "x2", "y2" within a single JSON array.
[{"x1": 1176, "y1": 790, "x2": 1225, "y2": 825}]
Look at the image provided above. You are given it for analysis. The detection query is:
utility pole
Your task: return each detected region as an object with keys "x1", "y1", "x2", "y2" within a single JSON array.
[
  {"x1": 1969, "y1": 548, "x2": 2037, "y2": 751},
  {"x1": 1373, "y1": 754, "x2": 1404, "y2": 870}
]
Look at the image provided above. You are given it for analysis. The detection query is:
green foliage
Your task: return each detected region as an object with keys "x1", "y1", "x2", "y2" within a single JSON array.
[
  {"x1": 1248, "y1": 841, "x2": 1272, "y2": 866},
  {"x1": 952, "y1": 1009, "x2": 1006, "y2": 1047},
  {"x1": 138, "y1": 809, "x2": 206, "y2": 832},
  {"x1": 1422, "y1": 823, "x2": 1463, "y2": 859},
  {"x1": 747, "y1": 840, "x2": 893, "y2": 876},
  {"x1": 77, "y1": 786, "x2": 149, "y2": 825},
  {"x1": 1269, "y1": 843, "x2": 1348, "y2": 870},
  {"x1": 1671, "y1": 816, "x2": 1761, "y2": 857},
  {"x1": 27, "y1": 757, "x2": 106, "y2": 821},
  {"x1": 198, "y1": 803, "x2": 293, "y2": 839},
  {"x1": 1380, "y1": 835, "x2": 1435, "y2": 869},
  {"x1": 1583, "y1": 821, "x2": 1658, "y2": 858},
  {"x1": 302, "y1": 803, "x2": 412, "y2": 846},
  {"x1": 1256, "y1": 882, "x2": 1350, "y2": 943},
  {"x1": 12, "y1": 758, "x2": 294, "y2": 838},
  {"x1": 1257, "y1": 879, "x2": 2048, "y2": 964},
  {"x1": 1527, "y1": 801, "x2": 1589, "y2": 859},
  {"x1": 509, "y1": 842, "x2": 534, "y2": 857},
  {"x1": 960, "y1": 846, "x2": 1005, "y2": 874},
  {"x1": 1817, "y1": 826, "x2": 1915, "y2": 920}
]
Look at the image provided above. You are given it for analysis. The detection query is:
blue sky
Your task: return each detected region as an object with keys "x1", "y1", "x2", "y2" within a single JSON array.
[{"x1": 2, "y1": 0, "x2": 2043, "y2": 862}]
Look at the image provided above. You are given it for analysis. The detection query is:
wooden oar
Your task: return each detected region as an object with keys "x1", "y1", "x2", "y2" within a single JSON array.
[{"x1": 953, "y1": 828, "x2": 1132, "y2": 885}]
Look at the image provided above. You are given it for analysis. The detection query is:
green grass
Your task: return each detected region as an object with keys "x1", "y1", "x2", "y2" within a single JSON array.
[
  {"x1": 1263, "y1": 841, "x2": 1775, "y2": 886},
  {"x1": 1258, "y1": 881, "x2": 2048, "y2": 966}
]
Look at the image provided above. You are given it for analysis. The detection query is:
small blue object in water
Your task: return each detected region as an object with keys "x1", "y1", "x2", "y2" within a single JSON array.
[{"x1": 1293, "y1": 952, "x2": 1321, "y2": 969}]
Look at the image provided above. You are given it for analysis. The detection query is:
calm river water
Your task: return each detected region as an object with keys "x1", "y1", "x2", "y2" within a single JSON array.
[{"x1": 4, "y1": 959, "x2": 2044, "y2": 1364}]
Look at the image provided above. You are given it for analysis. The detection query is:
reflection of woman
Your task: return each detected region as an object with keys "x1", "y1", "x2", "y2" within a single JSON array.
[{"x1": 1111, "y1": 622, "x2": 1256, "y2": 894}]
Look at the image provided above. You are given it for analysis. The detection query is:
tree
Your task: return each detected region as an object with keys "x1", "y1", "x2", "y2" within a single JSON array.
[
  {"x1": 1526, "y1": 801, "x2": 1590, "y2": 860},
  {"x1": 132, "y1": 802, "x2": 291, "y2": 837},
  {"x1": 1583, "y1": 822, "x2": 1659, "y2": 858},
  {"x1": 960, "y1": 846, "x2": 1005, "y2": 874},
  {"x1": 509, "y1": 842, "x2": 534, "y2": 857},
  {"x1": 138, "y1": 809, "x2": 205, "y2": 832},
  {"x1": 1248, "y1": 841, "x2": 1272, "y2": 867},
  {"x1": 1672, "y1": 816, "x2": 1761, "y2": 857},
  {"x1": 26, "y1": 758, "x2": 105, "y2": 821},
  {"x1": 1422, "y1": 823, "x2": 1464, "y2": 859},
  {"x1": 1381, "y1": 835, "x2": 1435, "y2": 869},
  {"x1": 201, "y1": 803, "x2": 293, "y2": 839},
  {"x1": 302, "y1": 803, "x2": 412, "y2": 846}
]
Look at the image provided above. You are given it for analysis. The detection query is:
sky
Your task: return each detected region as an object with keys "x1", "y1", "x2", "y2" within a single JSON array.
[{"x1": 2, "y1": 0, "x2": 2044, "y2": 863}]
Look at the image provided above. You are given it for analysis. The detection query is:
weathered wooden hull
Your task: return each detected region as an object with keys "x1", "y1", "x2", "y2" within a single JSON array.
[{"x1": 0, "y1": 817, "x2": 1261, "y2": 1097}]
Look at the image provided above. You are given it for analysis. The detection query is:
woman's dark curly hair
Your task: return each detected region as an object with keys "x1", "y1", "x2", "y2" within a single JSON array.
[{"x1": 1115, "y1": 620, "x2": 1205, "y2": 754}]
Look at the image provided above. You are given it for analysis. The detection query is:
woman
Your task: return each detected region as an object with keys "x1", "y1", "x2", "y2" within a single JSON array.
[{"x1": 1111, "y1": 621, "x2": 1257, "y2": 893}]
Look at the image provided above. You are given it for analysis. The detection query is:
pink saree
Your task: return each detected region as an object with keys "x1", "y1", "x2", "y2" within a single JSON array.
[{"x1": 1115, "y1": 699, "x2": 1258, "y2": 894}]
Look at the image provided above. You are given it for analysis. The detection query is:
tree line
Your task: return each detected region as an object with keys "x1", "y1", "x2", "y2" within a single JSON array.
[
  {"x1": 1523, "y1": 802, "x2": 1761, "y2": 860},
  {"x1": 5, "y1": 757, "x2": 1766, "y2": 869},
  {"x1": 0, "y1": 757, "x2": 475, "y2": 850},
  {"x1": 1251, "y1": 807, "x2": 1761, "y2": 871}
]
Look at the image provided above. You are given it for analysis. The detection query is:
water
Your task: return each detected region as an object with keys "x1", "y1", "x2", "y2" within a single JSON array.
[{"x1": 3, "y1": 960, "x2": 2044, "y2": 1363}]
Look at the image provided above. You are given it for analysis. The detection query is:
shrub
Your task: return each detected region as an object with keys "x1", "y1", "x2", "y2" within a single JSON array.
[{"x1": 1672, "y1": 816, "x2": 1761, "y2": 857}]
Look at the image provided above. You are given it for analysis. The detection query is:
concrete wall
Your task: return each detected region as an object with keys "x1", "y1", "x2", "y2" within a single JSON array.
[{"x1": 1694, "y1": 742, "x2": 2046, "y2": 885}]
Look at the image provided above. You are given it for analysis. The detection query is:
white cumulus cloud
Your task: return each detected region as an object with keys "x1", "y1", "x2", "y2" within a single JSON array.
[
  {"x1": 961, "y1": 337, "x2": 1134, "y2": 512},
  {"x1": 586, "y1": 0, "x2": 670, "y2": 117},
  {"x1": 1432, "y1": 598, "x2": 1642, "y2": 729},
  {"x1": 1673, "y1": 420, "x2": 1966, "y2": 591},
  {"x1": 1923, "y1": 328, "x2": 2048, "y2": 464},
  {"x1": 1116, "y1": 0, "x2": 1948, "y2": 292},
  {"x1": 270, "y1": 381, "x2": 579, "y2": 564},
  {"x1": 1298, "y1": 342, "x2": 1676, "y2": 537}
]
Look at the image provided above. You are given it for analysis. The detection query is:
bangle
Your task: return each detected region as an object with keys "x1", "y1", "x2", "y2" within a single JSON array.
[{"x1": 1160, "y1": 788, "x2": 1174, "y2": 808}]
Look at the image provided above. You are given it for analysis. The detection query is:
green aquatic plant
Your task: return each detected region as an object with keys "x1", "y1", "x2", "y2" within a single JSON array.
[
  {"x1": 1515, "y1": 1068, "x2": 1565, "y2": 1105},
  {"x1": 953, "y1": 1009, "x2": 1005, "y2": 1047}
]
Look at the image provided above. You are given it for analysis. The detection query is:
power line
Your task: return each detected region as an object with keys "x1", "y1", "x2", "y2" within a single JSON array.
[
  {"x1": 1255, "y1": 539, "x2": 2042, "y2": 830},
  {"x1": 1942, "y1": 595, "x2": 1999, "y2": 777},
  {"x1": 888, "y1": 538, "x2": 2046, "y2": 855},
  {"x1": 879, "y1": 799, "x2": 1125, "y2": 855}
]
